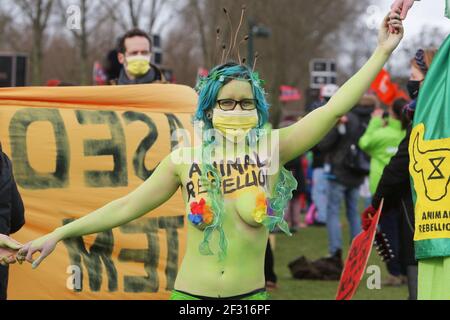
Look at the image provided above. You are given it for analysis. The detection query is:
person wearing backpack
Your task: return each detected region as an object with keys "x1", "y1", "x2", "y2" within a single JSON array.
[{"x1": 317, "y1": 94, "x2": 375, "y2": 268}]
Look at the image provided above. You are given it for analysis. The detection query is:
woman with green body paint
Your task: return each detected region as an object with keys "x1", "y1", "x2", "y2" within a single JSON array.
[{"x1": 2, "y1": 14, "x2": 404, "y2": 300}]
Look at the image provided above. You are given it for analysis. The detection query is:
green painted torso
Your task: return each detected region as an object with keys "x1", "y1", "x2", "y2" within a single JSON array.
[{"x1": 173, "y1": 146, "x2": 278, "y2": 297}]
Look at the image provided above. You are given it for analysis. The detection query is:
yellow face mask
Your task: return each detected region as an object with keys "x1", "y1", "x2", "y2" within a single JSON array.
[
  {"x1": 126, "y1": 55, "x2": 151, "y2": 77},
  {"x1": 212, "y1": 109, "x2": 259, "y2": 142}
]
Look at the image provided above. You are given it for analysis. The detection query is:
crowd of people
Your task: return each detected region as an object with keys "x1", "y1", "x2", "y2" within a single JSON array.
[{"x1": 0, "y1": 0, "x2": 448, "y2": 301}]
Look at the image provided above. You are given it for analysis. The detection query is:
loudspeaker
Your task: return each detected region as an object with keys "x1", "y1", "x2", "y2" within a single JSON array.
[
  {"x1": 152, "y1": 35, "x2": 162, "y2": 67},
  {"x1": 0, "y1": 53, "x2": 28, "y2": 87}
]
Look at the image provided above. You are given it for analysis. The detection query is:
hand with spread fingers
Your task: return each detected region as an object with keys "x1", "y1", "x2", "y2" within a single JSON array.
[{"x1": 0, "y1": 234, "x2": 23, "y2": 266}]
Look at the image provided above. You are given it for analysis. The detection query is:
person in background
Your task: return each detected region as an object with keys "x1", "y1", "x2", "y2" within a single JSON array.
[
  {"x1": 308, "y1": 84, "x2": 340, "y2": 225},
  {"x1": 359, "y1": 98, "x2": 409, "y2": 287},
  {"x1": 280, "y1": 117, "x2": 306, "y2": 232},
  {"x1": 104, "y1": 49, "x2": 123, "y2": 85},
  {"x1": 318, "y1": 94, "x2": 374, "y2": 267},
  {"x1": 116, "y1": 29, "x2": 165, "y2": 85},
  {"x1": 0, "y1": 143, "x2": 25, "y2": 300},
  {"x1": 362, "y1": 48, "x2": 437, "y2": 300},
  {"x1": 264, "y1": 239, "x2": 278, "y2": 291},
  {"x1": 284, "y1": 155, "x2": 307, "y2": 232}
]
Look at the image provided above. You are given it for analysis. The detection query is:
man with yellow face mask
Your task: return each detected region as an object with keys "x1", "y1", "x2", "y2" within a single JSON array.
[{"x1": 116, "y1": 29, "x2": 166, "y2": 85}]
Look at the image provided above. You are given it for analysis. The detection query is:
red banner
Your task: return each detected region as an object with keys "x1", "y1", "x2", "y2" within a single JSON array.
[
  {"x1": 279, "y1": 85, "x2": 301, "y2": 102},
  {"x1": 336, "y1": 201, "x2": 383, "y2": 300},
  {"x1": 198, "y1": 68, "x2": 209, "y2": 78}
]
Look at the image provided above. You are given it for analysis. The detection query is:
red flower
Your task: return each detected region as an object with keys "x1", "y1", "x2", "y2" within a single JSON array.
[{"x1": 190, "y1": 198, "x2": 206, "y2": 215}]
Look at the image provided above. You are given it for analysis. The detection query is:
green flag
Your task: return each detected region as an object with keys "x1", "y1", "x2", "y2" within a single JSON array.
[
  {"x1": 409, "y1": 35, "x2": 450, "y2": 259},
  {"x1": 447, "y1": 0, "x2": 450, "y2": 19}
]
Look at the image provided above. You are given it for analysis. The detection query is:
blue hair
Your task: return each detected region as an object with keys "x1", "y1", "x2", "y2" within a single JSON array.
[{"x1": 194, "y1": 62, "x2": 270, "y2": 129}]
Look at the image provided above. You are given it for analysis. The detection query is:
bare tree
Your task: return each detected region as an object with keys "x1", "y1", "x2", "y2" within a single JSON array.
[
  {"x1": 14, "y1": 0, "x2": 55, "y2": 85},
  {"x1": 169, "y1": 0, "x2": 371, "y2": 126},
  {"x1": 0, "y1": 9, "x2": 13, "y2": 49},
  {"x1": 104, "y1": 0, "x2": 171, "y2": 34},
  {"x1": 58, "y1": 0, "x2": 112, "y2": 85}
]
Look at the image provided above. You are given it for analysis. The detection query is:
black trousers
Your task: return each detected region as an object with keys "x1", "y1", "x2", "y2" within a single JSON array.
[
  {"x1": 264, "y1": 240, "x2": 277, "y2": 283},
  {"x1": 379, "y1": 201, "x2": 416, "y2": 277},
  {"x1": 0, "y1": 265, "x2": 8, "y2": 300}
]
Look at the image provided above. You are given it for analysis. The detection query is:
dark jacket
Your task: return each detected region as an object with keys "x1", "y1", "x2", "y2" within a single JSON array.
[
  {"x1": 117, "y1": 63, "x2": 165, "y2": 85},
  {"x1": 372, "y1": 125, "x2": 416, "y2": 267},
  {"x1": 285, "y1": 156, "x2": 307, "y2": 197},
  {"x1": 0, "y1": 146, "x2": 25, "y2": 300},
  {"x1": 318, "y1": 105, "x2": 373, "y2": 188}
]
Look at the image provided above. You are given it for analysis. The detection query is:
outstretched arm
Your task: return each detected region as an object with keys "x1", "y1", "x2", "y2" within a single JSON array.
[
  {"x1": 279, "y1": 13, "x2": 404, "y2": 164},
  {"x1": 18, "y1": 151, "x2": 181, "y2": 268}
]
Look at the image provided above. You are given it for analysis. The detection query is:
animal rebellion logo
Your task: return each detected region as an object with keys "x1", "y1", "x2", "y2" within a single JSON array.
[{"x1": 410, "y1": 124, "x2": 450, "y2": 202}]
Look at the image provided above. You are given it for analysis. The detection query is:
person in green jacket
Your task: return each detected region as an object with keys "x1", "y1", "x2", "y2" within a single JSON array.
[{"x1": 358, "y1": 98, "x2": 407, "y2": 195}]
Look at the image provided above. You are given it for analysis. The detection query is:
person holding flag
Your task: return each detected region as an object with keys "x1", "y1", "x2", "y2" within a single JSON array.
[{"x1": 362, "y1": 45, "x2": 443, "y2": 299}]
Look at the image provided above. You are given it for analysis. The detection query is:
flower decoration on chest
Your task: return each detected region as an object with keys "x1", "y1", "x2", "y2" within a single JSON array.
[
  {"x1": 188, "y1": 198, "x2": 214, "y2": 227},
  {"x1": 252, "y1": 192, "x2": 274, "y2": 224}
]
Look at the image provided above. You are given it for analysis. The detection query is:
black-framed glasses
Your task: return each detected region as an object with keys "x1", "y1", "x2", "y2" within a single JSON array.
[{"x1": 217, "y1": 99, "x2": 257, "y2": 111}]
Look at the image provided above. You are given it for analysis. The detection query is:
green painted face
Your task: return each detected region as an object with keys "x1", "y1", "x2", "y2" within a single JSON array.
[
  {"x1": 215, "y1": 80, "x2": 254, "y2": 111},
  {"x1": 211, "y1": 80, "x2": 259, "y2": 142}
]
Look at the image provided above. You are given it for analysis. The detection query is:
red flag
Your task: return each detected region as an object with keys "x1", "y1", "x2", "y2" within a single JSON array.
[
  {"x1": 392, "y1": 84, "x2": 410, "y2": 102},
  {"x1": 93, "y1": 61, "x2": 107, "y2": 86},
  {"x1": 370, "y1": 69, "x2": 397, "y2": 105},
  {"x1": 336, "y1": 200, "x2": 384, "y2": 300},
  {"x1": 198, "y1": 67, "x2": 209, "y2": 78},
  {"x1": 279, "y1": 85, "x2": 301, "y2": 102}
]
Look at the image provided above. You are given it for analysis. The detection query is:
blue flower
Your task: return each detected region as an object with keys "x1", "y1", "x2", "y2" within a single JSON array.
[{"x1": 189, "y1": 214, "x2": 204, "y2": 225}]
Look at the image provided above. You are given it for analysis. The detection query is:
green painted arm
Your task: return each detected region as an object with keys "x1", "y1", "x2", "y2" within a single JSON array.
[
  {"x1": 53, "y1": 153, "x2": 181, "y2": 241},
  {"x1": 18, "y1": 152, "x2": 181, "y2": 268},
  {"x1": 279, "y1": 13, "x2": 404, "y2": 164},
  {"x1": 279, "y1": 48, "x2": 391, "y2": 164}
]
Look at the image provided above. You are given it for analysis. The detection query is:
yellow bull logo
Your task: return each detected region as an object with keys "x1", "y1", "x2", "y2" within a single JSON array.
[{"x1": 410, "y1": 124, "x2": 450, "y2": 202}]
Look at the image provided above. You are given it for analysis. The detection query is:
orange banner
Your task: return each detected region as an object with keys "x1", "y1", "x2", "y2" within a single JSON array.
[{"x1": 0, "y1": 84, "x2": 197, "y2": 300}]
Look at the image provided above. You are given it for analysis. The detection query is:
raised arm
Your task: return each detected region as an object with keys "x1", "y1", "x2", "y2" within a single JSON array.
[
  {"x1": 279, "y1": 13, "x2": 404, "y2": 164},
  {"x1": 18, "y1": 151, "x2": 181, "y2": 268}
]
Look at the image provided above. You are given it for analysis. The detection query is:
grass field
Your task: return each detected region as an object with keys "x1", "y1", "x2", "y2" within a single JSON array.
[{"x1": 269, "y1": 220, "x2": 409, "y2": 300}]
